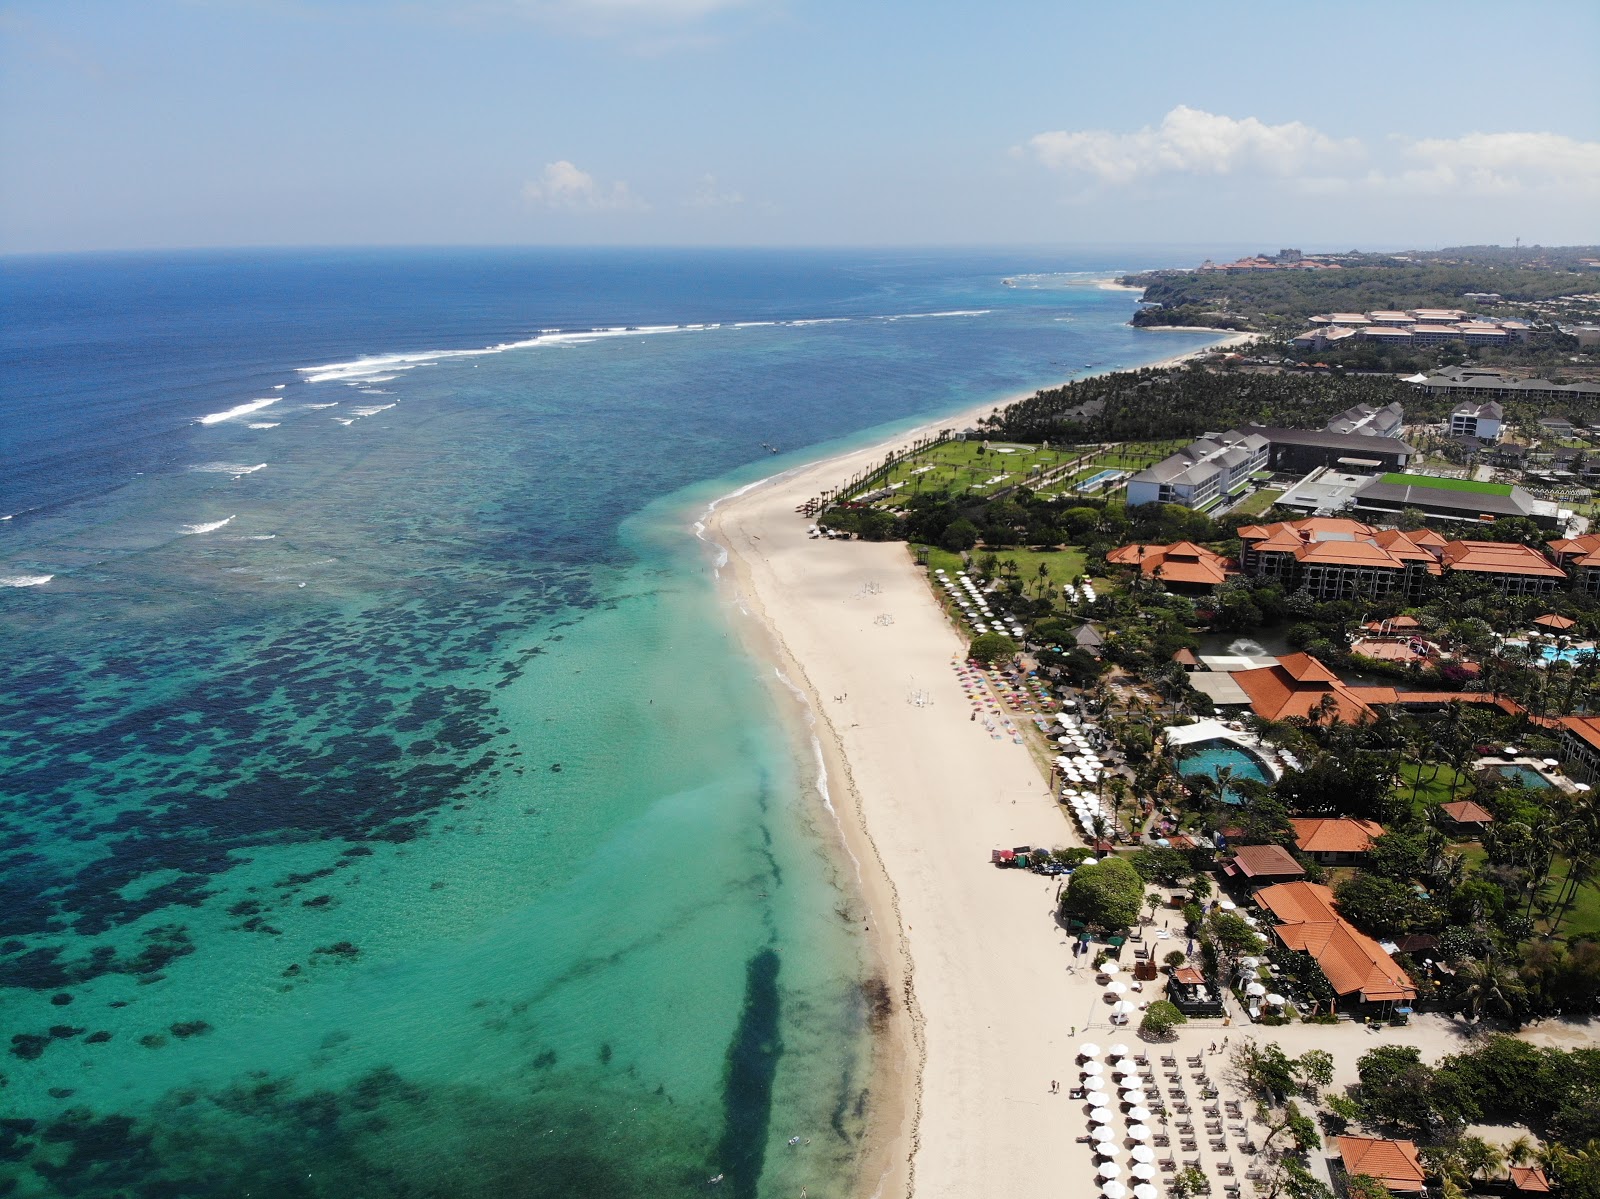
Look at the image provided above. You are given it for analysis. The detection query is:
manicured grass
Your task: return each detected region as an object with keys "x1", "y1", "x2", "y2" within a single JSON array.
[
  {"x1": 919, "y1": 545, "x2": 1090, "y2": 591},
  {"x1": 1378, "y1": 472, "x2": 1511, "y2": 496},
  {"x1": 1230, "y1": 489, "x2": 1284, "y2": 518},
  {"x1": 852, "y1": 439, "x2": 1088, "y2": 505},
  {"x1": 1396, "y1": 761, "x2": 1470, "y2": 812},
  {"x1": 1534, "y1": 855, "x2": 1600, "y2": 943}
]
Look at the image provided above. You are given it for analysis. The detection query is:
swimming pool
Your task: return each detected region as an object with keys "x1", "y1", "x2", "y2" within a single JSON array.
[
  {"x1": 1497, "y1": 764, "x2": 1552, "y2": 789},
  {"x1": 1077, "y1": 469, "x2": 1125, "y2": 494},
  {"x1": 1177, "y1": 739, "x2": 1274, "y2": 804},
  {"x1": 1541, "y1": 644, "x2": 1597, "y2": 665}
]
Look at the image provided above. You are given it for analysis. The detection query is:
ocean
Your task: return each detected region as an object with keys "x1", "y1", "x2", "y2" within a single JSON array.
[{"x1": 0, "y1": 247, "x2": 1223, "y2": 1198}]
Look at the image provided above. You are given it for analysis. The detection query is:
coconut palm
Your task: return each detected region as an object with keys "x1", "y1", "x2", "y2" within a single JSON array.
[
  {"x1": 1451, "y1": 953, "x2": 1529, "y2": 1025},
  {"x1": 1505, "y1": 1134, "x2": 1538, "y2": 1170}
]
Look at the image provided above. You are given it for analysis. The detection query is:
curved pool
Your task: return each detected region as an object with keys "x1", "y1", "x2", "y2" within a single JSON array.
[{"x1": 1177, "y1": 739, "x2": 1274, "y2": 804}]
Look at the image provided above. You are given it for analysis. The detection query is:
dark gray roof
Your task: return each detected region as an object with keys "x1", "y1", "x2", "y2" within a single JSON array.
[
  {"x1": 1353, "y1": 478, "x2": 1535, "y2": 518},
  {"x1": 1074, "y1": 623, "x2": 1105, "y2": 649},
  {"x1": 1250, "y1": 427, "x2": 1416, "y2": 454}
]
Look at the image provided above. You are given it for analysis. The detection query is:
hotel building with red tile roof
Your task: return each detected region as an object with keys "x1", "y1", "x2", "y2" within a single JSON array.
[
  {"x1": 1255, "y1": 882, "x2": 1416, "y2": 1008},
  {"x1": 1105, "y1": 541, "x2": 1236, "y2": 591},
  {"x1": 1231, "y1": 653, "x2": 1378, "y2": 725},
  {"x1": 1291, "y1": 818, "x2": 1385, "y2": 863},
  {"x1": 1548, "y1": 532, "x2": 1600, "y2": 594}
]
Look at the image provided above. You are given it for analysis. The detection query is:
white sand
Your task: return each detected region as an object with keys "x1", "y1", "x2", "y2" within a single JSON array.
[{"x1": 707, "y1": 335, "x2": 1246, "y2": 1196}]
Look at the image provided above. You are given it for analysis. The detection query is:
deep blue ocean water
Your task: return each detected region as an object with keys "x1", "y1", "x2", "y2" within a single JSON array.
[{"x1": 0, "y1": 247, "x2": 1223, "y2": 1198}]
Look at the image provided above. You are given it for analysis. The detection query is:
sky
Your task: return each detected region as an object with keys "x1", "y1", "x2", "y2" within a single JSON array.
[{"x1": 2, "y1": 0, "x2": 1598, "y2": 254}]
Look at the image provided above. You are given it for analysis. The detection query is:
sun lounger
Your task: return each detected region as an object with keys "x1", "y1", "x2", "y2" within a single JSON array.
[
  {"x1": 1186, "y1": 1055, "x2": 1202, "y2": 1067},
  {"x1": 1211, "y1": 1138, "x2": 1227, "y2": 1152},
  {"x1": 1217, "y1": 1161, "x2": 1235, "y2": 1177},
  {"x1": 1160, "y1": 1159, "x2": 1176, "y2": 1173},
  {"x1": 1161, "y1": 1055, "x2": 1177, "y2": 1067}
]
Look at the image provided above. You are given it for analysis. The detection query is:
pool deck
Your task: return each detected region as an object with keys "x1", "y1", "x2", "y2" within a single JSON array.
[
  {"x1": 1473, "y1": 752, "x2": 1578, "y2": 794},
  {"x1": 1162, "y1": 718, "x2": 1286, "y2": 783}
]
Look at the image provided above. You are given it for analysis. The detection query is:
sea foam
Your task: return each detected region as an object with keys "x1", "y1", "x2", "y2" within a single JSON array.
[
  {"x1": 1, "y1": 574, "x2": 53, "y2": 587},
  {"x1": 182, "y1": 516, "x2": 236, "y2": 535},
  {"x1": 198, "y1": 398, "x2": 279, "y2": 425}
]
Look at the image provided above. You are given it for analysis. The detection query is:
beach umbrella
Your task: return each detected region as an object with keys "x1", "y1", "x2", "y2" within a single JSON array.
[
  {"x1": 1132, "y1": 1165, "x2": 1159, "y2": 1182},
  {"x1": 1266, "y1": 993, "x2": 1286, "y2": 1006},
  {"x1": 1127, "y1": 1106, "x2": 1152, "y2": 1123},
  {"x1": 1080, "y1": 856, "x2": 1098, "y2": 866},
  {"x1": 1130, "y1": 1145, "x2": 1155, "y2": 1164},
  {"x1": 1112, "y1": 1000, "x2": 1137, "y2": 1016},
  {"x1": 1082, "y1": 1061, "x2": 1104, "y2": 1076},
  {"x1": 1246, "y1": 981, "x2": 1267, "y2": 997},
  {"x1": 1100, "y1": 961, "x2": 1120, "y2": 976},
  {"x1": 1217, "y1": 896, "x2": 1237, "y2": 911},
  {"x1": 1104, "y1": 981, "x2": 1127, "y2": 995},
  {"x1": 1089, "y1": 1106, "x2": 1114, "y2": 1124},
  {"x1": 1107, "y1": 1043, "x2": 1131, "y2": 1057},
  {"x1": 1240, "y1": 957, "x2": 1260, "y2": 969},
  {"x1": 1098, "y1": 1162, "x2": 1123, "y2": 1180},
  {"x1": 1090, "y1": 1123, "x2": 1115, "y2": 1143},
  {"x1": 1080, "y1": 1043, "x2": 1101, "y2": 1059},
  {"x1": 1103, "y1": 1184, "x2": 1129, "y2": 1199},
  {"x1": 1579, "y1": 783, "x2": 1593, "y2": 792},
  {"x1": 1096, "y1": 1142, "x2": 1123, "y2": 1160},
  {"x1": 1127, "y1": 1124, "x2": 1153, "y2": 1142},
  {"x1": 1544, "y1": 758, "x2": 1560, "y2": 767},
  {"x1": 1135, "y1": 1183, "x2": 1160, "y2": 1199}
]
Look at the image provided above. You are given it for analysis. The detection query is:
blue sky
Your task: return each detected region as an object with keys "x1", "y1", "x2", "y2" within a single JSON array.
[{"x1": 2, "y1": 0, "x2": 1597, "y2": 253}]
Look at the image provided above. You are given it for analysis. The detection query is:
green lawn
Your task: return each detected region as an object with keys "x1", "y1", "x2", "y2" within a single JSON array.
[
  {"x1": 1230, "y1": 489, "x2": 1284, "y2": 518},
  {"x1": 1378, "y1": 472, "x2": 1511, "y2": 496},
  {"x1": 1396, "y1": 761, "x2": 1470, "y2": 813},
  {"x1": 850, "y1": 439, "x2": 1090, "y2": 505},
  {"x1": 1535, "y1": 855, "x2": 1600, "y2": 943}
]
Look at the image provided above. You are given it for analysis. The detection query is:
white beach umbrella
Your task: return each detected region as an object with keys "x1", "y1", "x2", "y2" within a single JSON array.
[
  {"x1": 1266, "y1": 993, "x2": 1286, "y2": 1006},
  {"x1": 1245, "y1": 981, "x2": 1267, "y2": 997},
  {"x1": 1134, "y1": 1182, "x2": 1160, "y2": 1198},
  {"x1": 1107, "y1": 1043, "x2": 1131, "y2": 1057},
  {"x1": 1103, "y1": 1184, "x2": 1129, "y2": 1199},
  {"x1": 1089, "y1": 1106, "x2": 1114, "y2": 1124},
  {"x1": 1132, "y1": 1165, "x2": 1159, "y2": 1182},
  {"x1": 1104, "y1": 981, "x2": 1127, "y2": 995},
  {"x1": 1098, "y1": 1162, "x2": 1123, "y2": 1180},
  {"x1": 1082, "y1": 1060, "x2": 1104, "y2": 1076},
  {"x1": 1126, "y1": 1106, "x2": 1152, "y2": 1123},
  {"x1": 1080, "y1": 857, "x2": 1098, "y2": 866},
  {"x1": 1096, "y1": 1142, "x2": 1123, "y2": 1159},
  {"x1": 1130, "y1": 1145, "x2": 1155, "y2": 1164},
  {"x1": 1100, "y1": 961, "x2": 1120, "y2": 975},
  {"x1": 1127, "y1": 1123, "x2": 1153, "y2": 1142},
  {"x1": 1217, "y1": 896, "x2": 1237, "y2": 911},
  {"x1": 1089, "y1": 1122, "x2": 1115, "y2": 1142},
  {"x1": 1240, "y1": 957, "x2": 1260, "y2": 969},
  {"x1": 1112, "y1": 1000, "x2": 1138, "y2": 1016}
]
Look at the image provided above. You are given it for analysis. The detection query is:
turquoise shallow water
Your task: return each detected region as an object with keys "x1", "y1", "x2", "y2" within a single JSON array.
[
  {"x1": 0, "y1": 249, "x2": 1224, "y2": 1197},
  {"x1": 1176, "y1": 740, "x2": 1273, "y2": 805}
]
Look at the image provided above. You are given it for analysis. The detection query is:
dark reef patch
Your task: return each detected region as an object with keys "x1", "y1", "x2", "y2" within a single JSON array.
[{"x1": 715, "y1": 948, "x2": 782, "y2": 1199}]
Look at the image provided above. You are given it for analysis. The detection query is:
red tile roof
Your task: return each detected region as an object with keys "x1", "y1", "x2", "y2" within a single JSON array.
[
  {"x1": 1440, "y1": 541, "x2": 1567, "y2": 579},
  {"x1": 1510, "y1": 1167, "x2": 1551, "y2": 1193},
  {"x1": 1534, "y1": 613, "x2": 1577, "y2": 630},
  {"x1": 1337, "y1": 1137, "x2": 1427, "y2": 1192},
  {"x1": 1562, "y1": 715, "x2": 1600, "y2": 753},
  {"x1": 1439, "y1": 800, "x2": 1495, "y2": 824},
  {"x1": 1231, "y1": 654, "x2": 1376, "y2": 725},
  {"x1": 1255, "y1": 882, "x2": 1416, "y2": 1003},
  {"x1": 1107, "y1": 541, "x2": 1235, "y2": 587},
  {"x1": 1291, "y1": 818, "x2": 1385, "y2": 855},
  {"x1": 1228, "y1": 844, "x2": 1305, "y2": 879}
]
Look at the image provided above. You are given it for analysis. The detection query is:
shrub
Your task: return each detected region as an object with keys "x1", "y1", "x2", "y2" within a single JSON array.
[{"x1": 1140, "y1": 1000, "x2": 1187, "y2": 1039}]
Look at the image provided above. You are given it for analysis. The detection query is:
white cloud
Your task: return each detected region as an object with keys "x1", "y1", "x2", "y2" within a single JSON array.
[
  {"x1": 1028, "y1": 105, "x2": 1363, "y2": 185},
  {"x1": 1392, "y1": 130, "x2": 1600, "y2": 196},
  {"x1": 522, "y1": 161, "x2": 647, "y2": 211},
  {"x1": 685, "y1": 173, "x2": 743, "y2": 207}
]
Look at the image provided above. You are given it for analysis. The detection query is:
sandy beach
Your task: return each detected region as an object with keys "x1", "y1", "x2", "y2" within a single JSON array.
[{"x1": 707, "y1": 334, "x2": 1238, "y2": 1197}]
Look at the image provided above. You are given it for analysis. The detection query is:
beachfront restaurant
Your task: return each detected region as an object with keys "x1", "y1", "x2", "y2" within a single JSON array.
[{"x1": 1164, "y1": 966, "x2": 1226, "y2": 1017}]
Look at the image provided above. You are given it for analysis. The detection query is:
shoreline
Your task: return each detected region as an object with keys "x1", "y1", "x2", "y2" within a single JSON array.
[{"x1": 700, "y1": 329, "x2": 1236, "y2": 1196}]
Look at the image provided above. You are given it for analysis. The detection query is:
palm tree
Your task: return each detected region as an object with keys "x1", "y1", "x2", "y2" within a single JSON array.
[
  {"x1": 1505, "y1": 1135, "x2": 1538, "y2": 1171},
  {"x1": 1451, "y1": 953, "x2": 1529, "y2": 1025},
  {"x1": 1457, "y1": 1136, "x2": 1506, "y2": 1184}
]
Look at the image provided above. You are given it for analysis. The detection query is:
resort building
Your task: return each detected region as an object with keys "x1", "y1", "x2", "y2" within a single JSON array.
[
  {"x1": 1557, "y1": 716, "x2": 1600, "y2": 783},
  {"x1": 1222, "y1": 843, "x2": 1305, "y2": 884},
  {"x1": 1509, "y1": 1167, "x2": 1553, "y2": 1195},
  {"x1": 1124, "y1": 430, "x2": 1269, "y2": 511},
  {"x1": 1325, "y1": 401, "x2": 1405, "y2": 439},
  {"x1": 1290, "y1": 817, "x2": 1385, "y2": 864},
  {"x1": 1230, "y1": 653, "x2": 1377, "y2": 724},
  {"x1": 1447, "y1": 400, "x2": 1503, "y2": 441},
  {"x1": 1350, "y1": 474, "x2": 1562, "y2": 531},
  {"x1": 1250, "y1": 427, "x2": 1414, "y2": 474},
  {"x1": 1105, "y1": 541, "x2": 1236, "y2": 591},
  {"x1": 1236, "y1": 519, "x2": 1440, "y2": 601},
  {"x1": 1547, "y1": 533, "x2": 1600, "y2": 593},
  {"x1": 1254, "y1": 880, "x2": 1416, "y2": 1010},
  {"x1": 1334, "y1": 1137, "x2": 1428, "y2": 1194},
  {"x1": 1436, "y1": 540, "x2": 1569, "y2": 594},
  {"x1": 1413, "y1": 365, "x2": 1600, "y2": 404}
]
